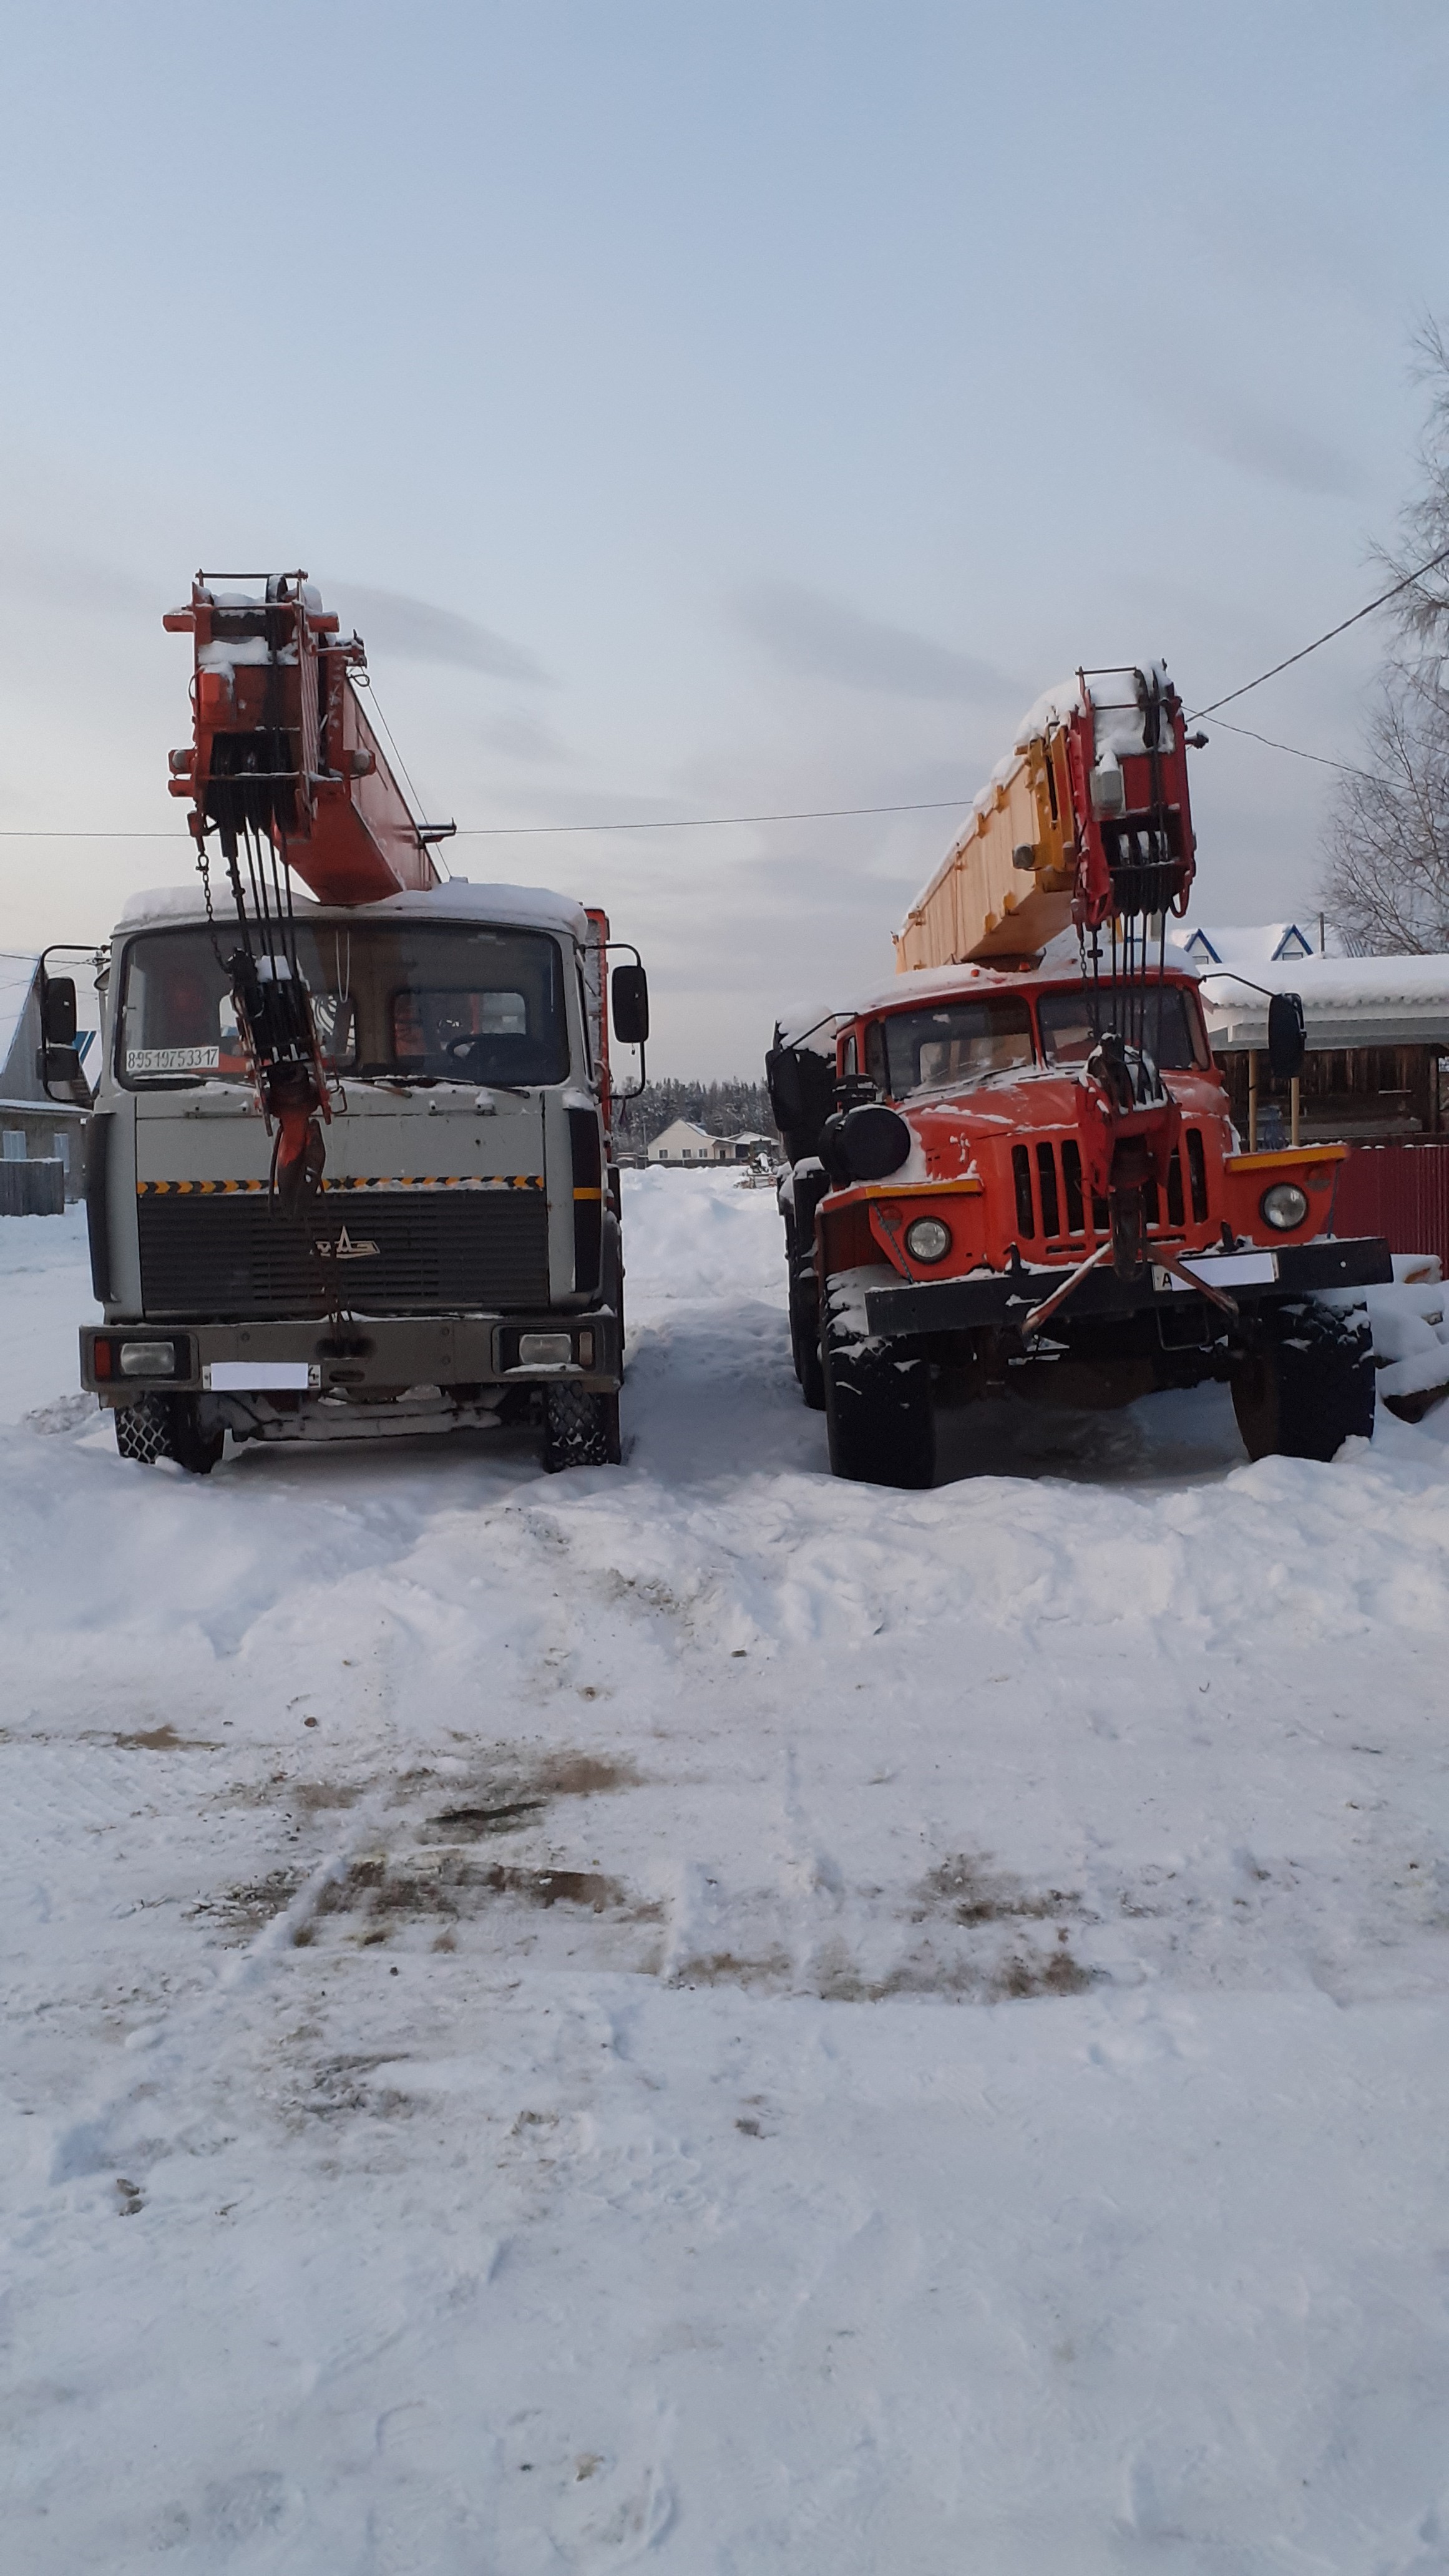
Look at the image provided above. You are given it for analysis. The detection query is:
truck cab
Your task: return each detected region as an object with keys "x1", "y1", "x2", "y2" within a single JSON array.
[
  {"x1": 769, "y1": 958, "x2": 1393, "y2": 1486},
  {"x1": 80, "y1": 878, "x2": 639, "y2": 1473}
]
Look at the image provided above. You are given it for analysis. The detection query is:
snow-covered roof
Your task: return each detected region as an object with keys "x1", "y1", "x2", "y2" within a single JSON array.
[
  {"x1": 0, "y1": 952, "x2": 37, "y2": 1091},
  {"x1": 649, "y1": 1118, "x2": 713, "y2": 1146},
  {"x1": 113, "y1": 877, "x2": 592, "y2": 942},
  {"x1": 1171, "y1": 922, "x2": 1318, "y2": 969},
  {"x1": 1193, "y1": 950, "x2": 1449, "y2": 1051}
]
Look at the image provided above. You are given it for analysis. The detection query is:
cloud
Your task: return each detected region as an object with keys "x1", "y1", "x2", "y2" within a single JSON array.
[
  {"x1": 476, "y1": 708, "x2": 577, "y2": 767},
  {"x1": 1189, "y1": 406, "x2": 1364, "y2": 501},
  {"x1": 732, "y1": 582, "x2": 1019, "y2": 705},
  {"x1": 0, "y1": 533, "x2": 157, "y2": 620},
  {"x1": 1136, "y1": 379, "x2": 1365, "y2": 502},
  {"x1": 326, "y1": 582, "x2": 549, "y2": 684}
]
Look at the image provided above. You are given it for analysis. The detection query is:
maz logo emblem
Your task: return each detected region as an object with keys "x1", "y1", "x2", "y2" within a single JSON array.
[{"x1": 313, "y1": 1226, "x2": 381, "y2": 1261}]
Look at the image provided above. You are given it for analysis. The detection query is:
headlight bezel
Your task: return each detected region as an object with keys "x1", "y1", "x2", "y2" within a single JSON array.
[
  {"x1": 1259, "y1": 1180, "x2": 1310, "y2": 1232},
  {"x1": 904, "y1": 1214, "x2": 953, "y2": 1264},
  {"x1": 118, "y1": 1339, "x2": 179, "y2": 1379}
]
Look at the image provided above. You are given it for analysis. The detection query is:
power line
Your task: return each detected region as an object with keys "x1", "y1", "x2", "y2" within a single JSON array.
[
  {"x1": 1195, "y1": 712, "x2": 1390, "y2": 787},
  {"x1": 452, "y1": 794, "x2": 978, "y2": 836},
  {"x1": 1188, "y1": 538, "x2": 1449, "y2": 718},
  {"x1": 0, "y1": 793, "x2": 978, "y2": 842},
  {"x1": 7, "y1": 550, "x2": 1447, "y2": 847},
  {"x1": 0, "y1": 829, "x2": 189, "y2": 838}
]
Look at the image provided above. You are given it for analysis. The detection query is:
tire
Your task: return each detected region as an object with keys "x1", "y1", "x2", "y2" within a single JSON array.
[
  {"x1": 822, "y1": 1289, "x2": 935, "y2": 1490},
  {"x1": 544, "y1": 1383, "x2": 622, "y2": 1471},
  {"x1": 1230, "y1": 1299, "x2": 1375, "y2": 1463},
  {"x1": 114, "y1": 1393, "x2": 223, "y2": 1475},
  {"x1": 170, "y1": 1398, "x2": 225, "y2": 1476}
]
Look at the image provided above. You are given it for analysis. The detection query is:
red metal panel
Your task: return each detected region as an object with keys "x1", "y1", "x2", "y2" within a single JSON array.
[{"x1": 1334, "y1": 1141, "x2": 1449, "y2": 1271}]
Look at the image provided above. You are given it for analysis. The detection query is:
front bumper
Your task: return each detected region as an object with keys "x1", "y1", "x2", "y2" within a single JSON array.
[
  {"x1": 862, "y1": 1234, "x2": 1392, "y2": 1339},
  {"x1": 80, "y1": 1307, "x2": 623, "y2": 1401}
]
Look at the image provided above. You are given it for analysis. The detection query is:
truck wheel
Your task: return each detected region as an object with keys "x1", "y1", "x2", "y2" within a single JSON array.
[
  {"x1": 170, "y1": 1398, "x2": 225, "y2": 1476},
  {"x1": 115, "y1": 1393, "x2": 223, "y2": 1475},
  {"x1": 822, "y1": 1305, "x2": 935, "y2": 1490},
  {"x1": 544, "y1": 1383, "x2": 622, "y2": 1471},
  {"x1": 789, "y1": 1275, "x2": 826, "y2": 1410},
  {"x1": 1230, "y1": 1300, "x2": 1375, "y2": 1463}
]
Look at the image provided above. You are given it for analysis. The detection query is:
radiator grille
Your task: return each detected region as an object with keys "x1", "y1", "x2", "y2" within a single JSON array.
[
  {"x1": 138, "y1": 1189, "x2": 551, "y2": 1319},
  {"x1": 1023, "y1": 1132, "x2": 1204, "y2": 1243}
]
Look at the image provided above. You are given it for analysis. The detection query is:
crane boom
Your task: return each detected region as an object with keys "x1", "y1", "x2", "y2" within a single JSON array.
[
  {"x1": 894, "y1": 663, "x2": 1196, "y2": 972},
  {"x1": 163, "y1": 572, "x2": 444, "y2": 904}
]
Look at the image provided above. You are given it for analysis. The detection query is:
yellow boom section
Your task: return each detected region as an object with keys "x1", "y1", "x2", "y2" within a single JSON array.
[{"x1": 894, "y1": 722, "x2": 1077, "y2": 972}]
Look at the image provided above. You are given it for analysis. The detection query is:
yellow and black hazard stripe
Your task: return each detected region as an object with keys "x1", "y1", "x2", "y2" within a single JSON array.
[{"x1": 136, "y1": 1173, "x2": 547, "y2": 1197}]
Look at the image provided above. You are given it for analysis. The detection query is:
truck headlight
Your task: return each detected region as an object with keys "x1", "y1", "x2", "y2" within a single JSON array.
[
  {"x1": 119, "y1": 1341, "x2": 177, "y2": 1378},
  {"x1": 1259, "y1": 1182, "x2": 1309, "y2": 1231},
  {"x1": 904, "y1": 1216, "x2": 952, "y2": 1263}
]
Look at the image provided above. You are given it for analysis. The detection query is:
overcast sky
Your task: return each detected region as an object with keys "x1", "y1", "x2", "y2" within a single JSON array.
[{"x1": 2, "y1": 1, "x2": 1447, "y2": 1074}]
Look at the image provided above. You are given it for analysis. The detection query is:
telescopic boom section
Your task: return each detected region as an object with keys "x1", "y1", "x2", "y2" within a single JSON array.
[
  {"x1": 894, "y1": 663, "x2": 1196, "y2": 972},
  {"x1": 163, "y1": 572, "x2": 444, "y2": 904}
]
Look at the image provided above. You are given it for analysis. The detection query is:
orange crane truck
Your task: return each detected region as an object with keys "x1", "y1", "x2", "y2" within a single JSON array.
[
  {"x1": 768, "y1": 665, "x2": 1392, "y2": 1486},
  {"x1": 57, "y1": 573, "x2": 648, "y2": 1474}
]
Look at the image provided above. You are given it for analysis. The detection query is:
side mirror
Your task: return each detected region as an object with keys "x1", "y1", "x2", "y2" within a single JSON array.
[
  {"x1": 611, "y1": 963, "x2": 650, "y2": 1046},
  {"x1": 1267, "y1": 991, "x2": 1306, "y2": 1082},
  {"x1": 764, "y1": 1046, "x2": 807, "y2": 1132},
  {"x1": 42, "y1": 975, "x2": 77, "y2": 1046}
]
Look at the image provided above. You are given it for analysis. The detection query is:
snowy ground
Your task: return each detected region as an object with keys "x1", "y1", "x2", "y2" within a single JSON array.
[{"x1": 4, "y1": 1173, "x2": 1449, "y2": 2574}]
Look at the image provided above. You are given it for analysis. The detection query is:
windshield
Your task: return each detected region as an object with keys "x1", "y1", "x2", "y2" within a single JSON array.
[
  {"x1": 870, "y1": 997, "x2": 1035, "y2": 1096},
  {"x1": 117, "y1": 924, "x2": 570, "y2": 1087},
  {"x1": 1037, "y1": 982, "x2": 1209, "y2": 1073}
]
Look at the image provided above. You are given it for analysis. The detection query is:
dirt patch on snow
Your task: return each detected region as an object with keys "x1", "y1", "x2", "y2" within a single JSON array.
[
  {"x1": 308, "y1": 1851, "x2": 661, "y2": 1939},
  {"x1": 914, "y1": 1852, "x2": 1081, "y2": 1926}
]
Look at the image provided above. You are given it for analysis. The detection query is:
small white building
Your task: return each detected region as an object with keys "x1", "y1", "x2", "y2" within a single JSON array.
[
  {"x1": 713, "y1": 1130, "x2": 775, "y2": 1164},
  {"x1": 646, "y1": 1120, "x2": 776, "y2": 1166},
  {"x1": 647, "y1": 1118, "x2": 715, "y2": 1165},
  {"x1": 1169, "y1": 921, "x2": 1449, "y2": 1149}
]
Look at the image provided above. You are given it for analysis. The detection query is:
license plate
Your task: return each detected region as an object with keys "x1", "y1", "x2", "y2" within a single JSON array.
[
  {"x1": 203, "y1": 1361, "x2": 320, "y2": 1391},
  {"x1": 1153, "y1": 1251, "x2": 1278, "y2": 1294}
]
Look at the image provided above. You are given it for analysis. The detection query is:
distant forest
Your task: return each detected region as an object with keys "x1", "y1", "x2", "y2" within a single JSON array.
[{"x1": 612, "y1": 1078, "x2": 778, "y2": 1155}]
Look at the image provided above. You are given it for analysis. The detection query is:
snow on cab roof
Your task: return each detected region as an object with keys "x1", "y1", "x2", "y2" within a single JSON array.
[
  {"x1": 114, "y1": 877, "x2": 592, "y2": 941},
  {"x1": 841, "y1": 952, "x2": 1189, "y2": 1018}
]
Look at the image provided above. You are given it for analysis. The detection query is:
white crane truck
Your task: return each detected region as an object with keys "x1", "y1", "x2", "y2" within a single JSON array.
[{"x1": 57, "y1": 573, "x2": 649, "y2": 1474}]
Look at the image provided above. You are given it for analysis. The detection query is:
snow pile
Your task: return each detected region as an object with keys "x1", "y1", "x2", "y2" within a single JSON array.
[
  {"x1": 0, "y1": 1201, "x2": 98, "y2": 1424},
  {"x1": 2, "y1": 1175, "x2": 1449, "y2": 2569},
  {"x1": 1366, "y1": 1277, "x2": 1449, "y2": 1405}
]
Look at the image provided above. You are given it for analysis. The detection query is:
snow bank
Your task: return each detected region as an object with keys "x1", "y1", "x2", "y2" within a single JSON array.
[
  {"x1": 3, "y1": 1179, "x2": 1449, "y2": 2569},
  {"x1": 0, "y1": 1203, "x2": 98, "y2": 1425}
]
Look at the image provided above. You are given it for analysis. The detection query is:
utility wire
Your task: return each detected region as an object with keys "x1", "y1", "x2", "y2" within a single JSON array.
[
  {"x1": 451, "y1": 794, "x2": 978, "y2": 837},
  {"x1": 0, "y1": 793, "x2": 978, "y2": 841},
  {"x1": 1188, "y1": 538, "x2": 1449, "y2": 717},
  {"x1": 9, "y1": 549, "x2": 1447, "y2": 845},
  {"x1": 353, "y1": 671, "x2": 452, "y2": 874},
  {"x1": 1193, "y1": 712, "x2": 1392, "y2": 788}
]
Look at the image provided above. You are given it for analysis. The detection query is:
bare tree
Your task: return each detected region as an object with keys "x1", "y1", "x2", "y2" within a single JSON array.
[{"x1": 1320, "y1": 321, "x2": 1449, "y2": 953}]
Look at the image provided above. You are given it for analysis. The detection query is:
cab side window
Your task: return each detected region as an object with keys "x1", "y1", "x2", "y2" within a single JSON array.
[
  {"x1": 864, "y1": 1020, "x2": 888, "y2": 1093},
  {"x1": 841, "y1": 1033, "x2": 859, "y2": 1076}
]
